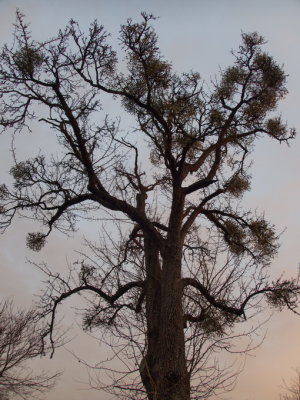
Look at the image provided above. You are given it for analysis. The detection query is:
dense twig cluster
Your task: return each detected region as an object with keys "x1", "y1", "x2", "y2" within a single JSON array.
[{"x1": 0, "y1": 299, "x2": 60, "y2": 399}]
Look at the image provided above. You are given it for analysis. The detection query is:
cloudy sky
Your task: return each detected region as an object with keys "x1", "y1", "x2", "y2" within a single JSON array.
[{"x1": 0, "y1": 1, "x2": 300, "y2": 399}]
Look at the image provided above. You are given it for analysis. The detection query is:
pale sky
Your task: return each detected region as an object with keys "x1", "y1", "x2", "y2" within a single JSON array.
[{"x1": 0, "y1": 1, "x2": 300, "y2": 399}]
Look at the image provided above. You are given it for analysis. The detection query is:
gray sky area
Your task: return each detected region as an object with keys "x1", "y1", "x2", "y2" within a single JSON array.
[{"x1": 1, "y1": 1, "x2": 300, "y2": 399}]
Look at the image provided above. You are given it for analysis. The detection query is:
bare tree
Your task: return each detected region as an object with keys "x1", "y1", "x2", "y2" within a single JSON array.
[
  {"x1": 280, "y1": 370, "x2": 300, "y2": 400},
  {"x1": 0, "y1": 11, "x2": 299, "y2": 400},
  {"x1": 0, "y1": 299, "x2": 60, "y2": 399}
]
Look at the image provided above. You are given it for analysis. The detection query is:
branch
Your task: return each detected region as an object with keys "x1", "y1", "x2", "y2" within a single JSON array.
[
  {"x1": 47, "y1": 280, "x2": 144, "y2": 356},
  {"x1": 47, "y1": 193, "x2": 96, "y2": 230},
  {"x1": 51, "y1": 83, "x2": 165, "y2": 246},
  {"x1": 182, "y1": 277, "x2": 300, "y2": 320},
  {"x1": 181, "y1": 188, "x2": 225, "y2": 239},
  {"x1": 183, "y1": 179, "x2": 217, "y2": 195},
  {"x1": 181, "y1": 278, "x2": 244, "y2": 317}
]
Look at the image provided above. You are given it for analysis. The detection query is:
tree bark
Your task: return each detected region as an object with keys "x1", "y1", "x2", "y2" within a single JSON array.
[
  {"x1": 141, "y1": 245, "x2": 190, "y2": 400},
  {"x1": 140, "y1": 234, "x2": 162, "y2": 400},
  {"x1": 157, "y1": 249, "x2": 190, "y2": 400},
  {"x1": 140, "y1": 187, "x2": 190, "y2": 400}
]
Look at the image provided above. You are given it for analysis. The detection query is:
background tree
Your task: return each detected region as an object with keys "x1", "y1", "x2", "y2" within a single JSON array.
[
  {"x1": 0, "y1": 11, "x2": 299, "y2": 400},
  {"x1": 0, "y1": 299, "x2": 60, "y2": 399},
  {"x1": 280, "y1": 370, "x2": 300, "y2": 400}
]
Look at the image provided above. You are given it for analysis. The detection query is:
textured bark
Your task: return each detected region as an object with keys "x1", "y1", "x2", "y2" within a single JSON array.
[
  {"x1": 140, "y1": 187, "x2": 190, "y2": 400},
  {"x1": 140, "y1": 246, "x2": 190, "y2": 400},
  {"x1": 140, "y1": 234, "x2": 162, "y2": 400},
  {"x1": 156, "y1": 251, "x2": 190, "y2": 400}
]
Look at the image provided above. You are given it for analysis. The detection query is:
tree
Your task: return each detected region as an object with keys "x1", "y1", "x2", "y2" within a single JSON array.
[
  {"x1": 0, "y1": 11, "x2": 299, "y2": 400},
  {"x1": 0, "y1": 299, "x2": 60, "y2": 399},
  {"x1": 281, "y1": 370, "x2": 300, "y2": 400}
]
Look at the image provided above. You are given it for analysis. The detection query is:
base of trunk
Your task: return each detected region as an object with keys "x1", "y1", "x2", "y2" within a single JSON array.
[{"x1": 140, "y1": 355, "x2": 190, "y2": 400}]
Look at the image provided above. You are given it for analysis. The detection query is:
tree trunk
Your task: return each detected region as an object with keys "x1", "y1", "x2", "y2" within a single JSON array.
[
  {"x1": 141, "y1": 224, "x2": 190, "y2": 399},
  {"x1": 157, "y1": 247, "x2": 190, "y2": 400},
  {"x1": 140, "y1": 234, "x2": 162, "y2": 400}
]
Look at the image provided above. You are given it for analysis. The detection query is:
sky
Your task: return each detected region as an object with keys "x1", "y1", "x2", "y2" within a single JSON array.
[{"x1": 0, "y1": 0, "x2": 300, "y2": 399}]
